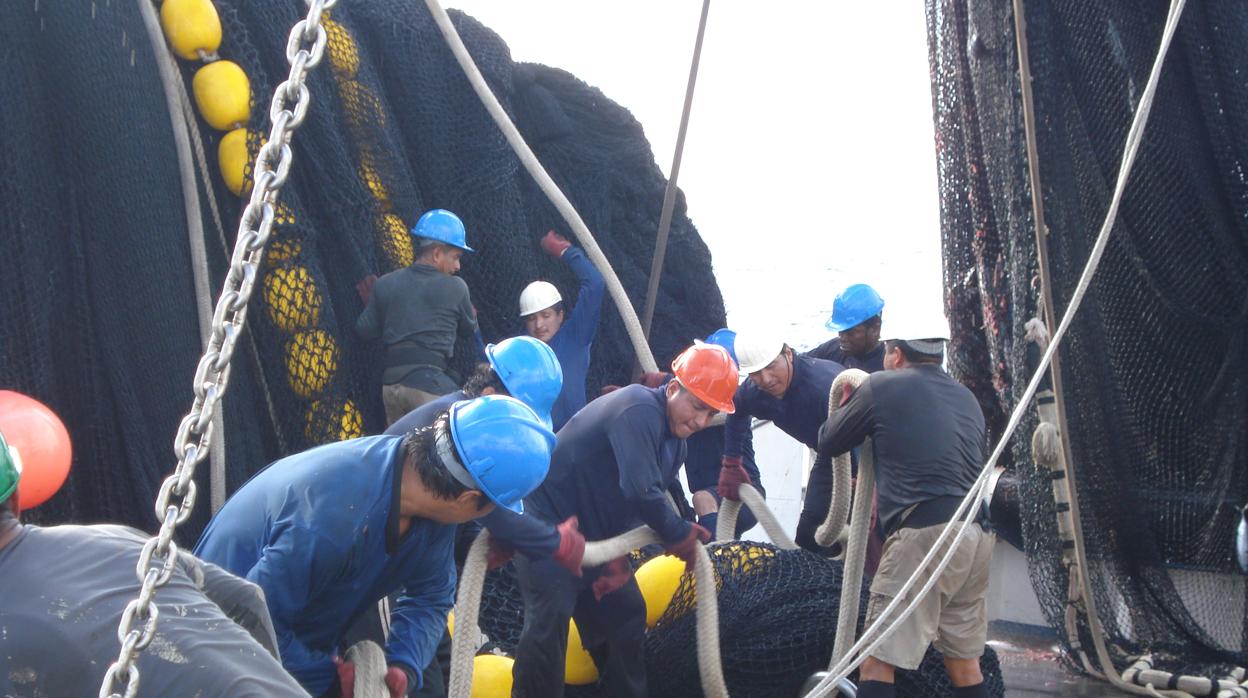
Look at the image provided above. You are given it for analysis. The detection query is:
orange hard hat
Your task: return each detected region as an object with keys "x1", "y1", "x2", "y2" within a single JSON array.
[{"x1": 670, "y1": 343, "x2": 738, "y2": 413}]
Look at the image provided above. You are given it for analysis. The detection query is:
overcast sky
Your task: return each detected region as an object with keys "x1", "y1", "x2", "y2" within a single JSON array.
[{"x1": 448, "y1": 1, "x2": 945, "y2": 347}]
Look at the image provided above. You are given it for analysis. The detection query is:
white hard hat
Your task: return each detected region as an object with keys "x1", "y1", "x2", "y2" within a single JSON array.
[
  {"x1": 518, "y1": 281, "x2": 563, "y2": 317},
  {"x1": 733, "y1": 331, "x2": 786, "y2": 374},
  {"x1": 883, "y1": 315, "x2": 950, "y2": 355}
]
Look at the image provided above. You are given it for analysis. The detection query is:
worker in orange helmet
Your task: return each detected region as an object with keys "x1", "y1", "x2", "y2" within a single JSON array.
[{"x1": 511, "y1": 343, "x2": 739, "y2": 698}]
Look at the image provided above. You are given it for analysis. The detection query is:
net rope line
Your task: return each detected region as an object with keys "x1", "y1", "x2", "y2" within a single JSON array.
[
  {"x1": 1010, "y1": 1, "x2": 1217, "y2": 695},
  {"x1": 423, "y1": 0, "x2": 659, "y2": 374},
  {"x1": 639, "y1": 0, "x2": 711, "y2": 341},
  {"x1": 135, "y1": 0, "x2": 230, "y2": 515},
  {"x1": 99, "y1": 0, "x2": 339, "y2": 694},
  {"x1": 803, "y1": 0, "x2": 1192, "y2": 694}
]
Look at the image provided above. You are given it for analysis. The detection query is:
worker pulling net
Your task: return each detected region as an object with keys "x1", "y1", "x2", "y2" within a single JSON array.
[
  {"x1": 0, "y1": 0, "x2": 724, "y2": 540},
  {"x1": 475, "y1": 542, "x2": 1005, "y2": 698},
  {"x1": 929, "y1": 0, "x2": 1248, "y2": 677}
]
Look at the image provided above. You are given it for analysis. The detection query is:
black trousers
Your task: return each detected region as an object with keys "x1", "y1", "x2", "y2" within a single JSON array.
[
  {"x1": 512, "y1": 555, "x2": 647, "y2": 698},
  {"x1": 797, "y1": 461, "x2": 841, "y2": 556}
]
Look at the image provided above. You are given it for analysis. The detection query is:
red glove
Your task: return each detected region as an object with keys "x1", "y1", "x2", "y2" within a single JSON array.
[
  {"x1": 638, "y1": 371, "x2": 670, "y2": 389},
  {"x1": 541, "y1": 230, "x2": 572, "y2": 258},
  {"x1": 335, "y1": 657, "x2": 356, "y2": 698},
  {"x1": 591, "y1": 557, "x2": 632, "y2": 600},
  {"x1": 356, "y1": 274, "x2": 378, "y2": 305},
  {"x1": 383, "y1": 666, "x2": 409, "y2": 698},
  {"x1": 717, "y1": 456, "x2": 752, "y2": 501},
  {"x1": 599, "y1": 384, "x2": 624, "y2": 396},
  {"x1": 486, "y1": 538, "x2": 515, "y2": 571},
  {"x1": 839, "y1": 382, "x2": 856, "y2": 407},
  {"x1": 665, "y1": 523, "x2": 712, "y2": 566},
  {"x1": 552, "y1": 517, "x2": 586, "y2": 577}
]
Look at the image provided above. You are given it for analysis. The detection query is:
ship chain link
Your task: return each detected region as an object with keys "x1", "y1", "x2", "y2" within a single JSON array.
[{"x1": 98, "y1": 1, "x2": 337, "y2": 695}]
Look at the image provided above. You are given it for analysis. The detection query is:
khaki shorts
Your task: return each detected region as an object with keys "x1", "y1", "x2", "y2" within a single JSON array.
[{"x1": 863, "y1": 521, "x2": 994, "y2": 670}]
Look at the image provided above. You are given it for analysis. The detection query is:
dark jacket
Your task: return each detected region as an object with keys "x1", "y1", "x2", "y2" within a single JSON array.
[
  {"x1": 195, "y1": 435, "x2": 455, "y2": 695},
  {"x1": 817, "y1": 364, "x2": 986, "y2": 536},
  {"x1": 724, "y1": 353, "x2": 846, "y2": 462},
  {"x1": 543, "y1": 247, "x2": 605, "y2": 430},
  {"x1": 528, "y1": 385, "x2": 690, "y2": 544},
  {"x1": 805, "y1": 339, "x2": 886, "y2": 373},
  {"x1": 356, "y1": 263, "x2": 479, "y2": 391}
]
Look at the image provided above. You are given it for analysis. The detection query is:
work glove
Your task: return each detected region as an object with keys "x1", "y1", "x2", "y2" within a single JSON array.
[
  {"x1": 838, "y1": 382, "x2": 856, "y2": 407},
  {"x1": 335, "y1": 656, "x2": 356, "y2": 698},
  {"x1": 552, "y1": 516, "x2": 587, "y2": 577},
  {"x1": 540, "y1": 230, "x2": 572, "y2": 258},
  {"x1": 665, "y1": 523, "x2": 712, "y2": 567},
  {"x1": 486, "y1": 538, "x2": 515, "y2": 571},
  {"x1": 717, "y1": 456, "x2": 752, "y2": 501},
  {"x1": 356, "y1": 274, "x2": 378, "y2": 305},
  {"x1": 383, "y1": 665, "x2": 411, "y2": 698},
  {"x1": 592, "y1": 556, "x2": 632, "y2": 601},
  {"x1": 638, "y1": 371, "x2": 670, "y2": 389},
  {"x1": 598, "y1": 384, "x2": 624, "y2": 396}
]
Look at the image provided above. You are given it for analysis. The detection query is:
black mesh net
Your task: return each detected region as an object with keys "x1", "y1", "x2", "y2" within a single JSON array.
[
  {"x1": 480, "y1": 542, "x2": 1005, "y2": 697},
  {"x1": 0, "y1": 0, "x2": 724, "y2": 540},
  {"x1": 928, "y1": 0, "x2": 1248, "y2": 674}
]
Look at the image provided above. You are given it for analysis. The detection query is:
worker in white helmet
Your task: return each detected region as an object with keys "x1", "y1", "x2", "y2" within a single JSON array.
[{"x1": 517, "y1": 230, "x2": 605, "y2": 430}]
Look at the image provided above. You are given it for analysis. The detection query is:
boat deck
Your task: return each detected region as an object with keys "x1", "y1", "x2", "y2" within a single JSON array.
[{"x1": 990, "y1": 623, "x2": 1133, "y2": 697}]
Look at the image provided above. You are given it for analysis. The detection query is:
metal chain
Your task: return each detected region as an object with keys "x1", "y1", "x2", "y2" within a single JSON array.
[{"x1": 99, "y1": 1, "x2": 336, "y2": 695}]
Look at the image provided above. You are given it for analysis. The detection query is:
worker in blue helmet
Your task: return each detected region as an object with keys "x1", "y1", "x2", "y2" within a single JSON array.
[
  {"x1": 196, "y1": 395, "x2": 556, "y2": 698},
  {"x1": 356, "y1": 208, "x2": 486, "y2": 425},
  {"x1": 0, "y1": 429, "x2": 309, "y2": 697},
  {"x1": 382, "y1": 337, "x2": 585, "y2": 696},
  {"x1": 807, "y1": 284, "x2": 887, "y2": 372}
]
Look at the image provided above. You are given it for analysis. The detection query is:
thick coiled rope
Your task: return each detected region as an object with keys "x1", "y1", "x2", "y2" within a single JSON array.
[{"x1": 448, "y1": 527, "x2": 728, "y2": 697}]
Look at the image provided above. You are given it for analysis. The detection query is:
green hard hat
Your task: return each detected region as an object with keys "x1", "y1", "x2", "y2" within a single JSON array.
[{"x1": 0, "y1": 430, "x2": 20, "y2": 503}]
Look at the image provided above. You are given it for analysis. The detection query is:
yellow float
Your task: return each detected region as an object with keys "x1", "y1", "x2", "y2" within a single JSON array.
[
  {"x1": 159, "y1": 0, "x2": 222, "y2": 60},
  {"x1": 634, "y1": 554, "x2": 686, "y2": 627},
  {"x1": 217, "y1": 128, "x2": 249, "y2": 196},
  {"x1": 470, "y1": 655, "x2": 514, "y2": 698},
  {"x1": 286, "y1": 329, "x2": 338, "y2": 398},
  {"x1": 565, "y1": 619, "x2": 598, "y2": 685},
  {"x1": 193, "y1": 60, "x2": 251, "y2": 131},
  {"x1": 263, "y1": 266, "x2": 322, "y2": 333}
]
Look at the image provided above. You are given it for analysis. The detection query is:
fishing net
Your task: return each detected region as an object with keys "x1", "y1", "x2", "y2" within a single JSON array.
[
  {"x1": 0, "y1": 0, "x2": 724, "y2": 540},
  {"x1": 928, "y1": 0, "x2": 1248, "y2": 674},
  {"x1": 479, "y1": 542, "x2": 1005, "y2": 697}
]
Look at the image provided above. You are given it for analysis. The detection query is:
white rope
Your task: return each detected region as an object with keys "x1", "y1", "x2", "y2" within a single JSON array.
[
  {"x1": 422, "y1": 0, "x2": 658, "y2": 373},
  {"x1": 804, "y1": 2, "x2": 1189, "y2": 693},
  {"x1": 135, "y1": 0, "x2": 230, "y2": 514},
  {"x1": 815, "y1": 370, "x2": 872, "y2": 548},
  {"x1": 716, "y1": 484, "x2": 796, "y2": 549},
  {"x1": 831, "y1": 434, "x2": 874, "y2": 672},
  {"x1": 447, "y1": 526, "x2": 728, "y2": 697}
]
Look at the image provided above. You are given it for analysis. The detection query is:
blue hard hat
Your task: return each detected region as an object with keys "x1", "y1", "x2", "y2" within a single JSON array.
[
  {"x1": 485, "y1": 336, "x2": 564, "y2": 430},
  {"x1": 704, "y1": 328, "x2": 738, "y2": 366},
  {"x1": 447, "y1": 395, "x2": 555, "y2": 514},
  {"x1": 412, "y1": 209, "x2": 474, "y2": 253},
  {"x1": 826, "y1": 284, "x2": 885, "y2": 332}
]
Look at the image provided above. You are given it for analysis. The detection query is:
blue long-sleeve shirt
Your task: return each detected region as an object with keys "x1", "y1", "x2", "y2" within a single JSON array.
[
  {"x1": 194, "y1": 435, "x2": 455, "y2": 695},
  {"x1": 724, "y1": 353, "x2": 846, "y2": 466},
  {"x1": 385, "y1": 391, "x2": 561, "y2": 557},
  {"x1": 543, "y1": 247, "x2": 605, "y2": 430},
  {"x1": 528, "y1": 385, "x2": 691, "y2": 544}
]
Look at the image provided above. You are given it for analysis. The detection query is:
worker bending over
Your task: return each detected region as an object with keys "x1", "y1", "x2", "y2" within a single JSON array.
[
  {"x1": 718, "y1": 332, "x2": 846, "y2": 555},
  {"x1": 511, "y1": 344, "x2": 739, "y2": 697},
  {"x1": 196, "y1": 396, "x2": 555, "y2": 698}
]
